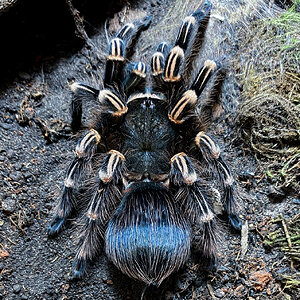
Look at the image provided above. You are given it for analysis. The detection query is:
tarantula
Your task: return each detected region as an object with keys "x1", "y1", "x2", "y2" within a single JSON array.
[{"x1": 48, "y1": 0, "x2": 241, "y2": 287}]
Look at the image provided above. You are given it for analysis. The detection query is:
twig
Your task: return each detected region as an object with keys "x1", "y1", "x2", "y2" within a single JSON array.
[
  {"x1": 281, "y1": 216, "x2": 292, "y2": 248},
  {"x1": 256, "y1": 173, "x2": 266, "y2": 184},
  {"x1": 0, "y1": 233, "x2": 16, "y2": 245},
  {"x1": 207, "y1": 283, "x2": 216, "y2": 299},
  {"x1": 241, "y1": 221, "x2": 249, "y2": 259},
  {"x1": 255, "y1": 223, "x2": 264, "y2": 239},
  {"x1": 65, "y1": 0, "x2": 89, "y2": 42}
]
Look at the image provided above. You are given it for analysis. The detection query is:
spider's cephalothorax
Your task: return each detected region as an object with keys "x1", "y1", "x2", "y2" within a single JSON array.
[{"x1": 48, "y1": 0, "x2": 241, "y2": 287}]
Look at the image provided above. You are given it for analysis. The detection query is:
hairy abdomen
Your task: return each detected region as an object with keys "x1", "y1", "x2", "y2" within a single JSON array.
[{"x1": 105, "y1": 182, "x2": 190, "y2": 286}]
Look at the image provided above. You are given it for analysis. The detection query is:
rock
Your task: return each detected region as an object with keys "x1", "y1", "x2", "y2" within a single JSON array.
[
  {"x1": 221, "y1": 274, "x2": 229, "y2": 283},
  {"x1": 1, "y1": 197, "x2": 16, "y2": 214},
  {"x1": 14, "y1": 162, "x2": 23, "y2": 171},
  {"x1": 31, "y1": 91, "x2": 44, "y2": 101},
  {"x1": 18, "y1": 72, "x2": 31, "y2": 81},
  {"x1": 13, "y1": 284, "x2": 21, "y2": 294},
  {"x1": 10, "y1": 171, "x2": 23, "y2": 182},
  {"x1": 0, "y1": 250, "x2": 9, "y2": 258},
  {"x1": 25, "y1": 107, "x2": 35, "y2": 120},
  {"x1": 6, "y1": 149, "x2": 15, "y2": 159},
  {"x1": 238, "y1": 170, "x2": 255, "y2": 181},
  {"x1": 249, "y1": 271, "x2": 272, "y2": 292},
  {"x1": 214, "y1": 288, "x2": 225, "y2": 298},
  {"x1": 23, "y1": 171, "x2": 32, "y2": 179},
  {"x1": 267, "y1": 186, "x2": 286, "y2": 202},
  {"x1": 234, "y1": 284, "x2": 246, "y2": 297},
  {"x1": 105, "y1": 279, "x2": 113, "y2": 285},
  {"x1": 0, "y1": 123, "x2": 11, "y2": 130}
]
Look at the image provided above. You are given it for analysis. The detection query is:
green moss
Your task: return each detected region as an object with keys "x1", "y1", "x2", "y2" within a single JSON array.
[{"x1": 270, "y1": 3, "x2": 300, "y2": 53}]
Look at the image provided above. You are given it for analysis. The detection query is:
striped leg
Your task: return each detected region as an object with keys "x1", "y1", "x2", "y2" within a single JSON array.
[
  {"x1": 70, "y1": 82, "x2": 99, "y2": 131},
  {"x1": 122, "y1": 61, "x2": 147, "y2": 94},
  {"x1": 98, "y1": 89, "x2": 128, "y2": 116},
  {"x1": 168, "y1": 60, "x2": 217, "y2": 124},
  {"x1": 47, "y1": 129, "x2": 101, "y2": 236},
  {"x1": 71, "y1": 150, "x2": 125, "y2": 279},
  {"x1": 150, "y1": 42, "x2": 170, "y2": 90},
  {"x1": 170, "y1": 152, "x2": 218, "y2": 261},
  {"x1": 198, "y1": 67, "x2": 226, "y2": 130},
  {"x1": 182, "y1": 0, "x2": 212, "y2": 79},
  {"x1": 151, "y1": 42, "x2": 169, "y2": 77},
  {"x1": 104, "y1": 16, "x2": 151, "y2": 88},
  {"x1": 70, "y1": 83, "x2": 128, "y2": 132},
  {"x1": 195, "y1": 132, "x2": 242, "y2": 230},
  {"x1": 163, "y1": 0, "x2": 212, "y2": 84}
]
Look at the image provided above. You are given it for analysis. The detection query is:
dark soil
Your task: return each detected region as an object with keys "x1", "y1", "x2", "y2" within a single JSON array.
[{"x1": 0, "y1": 0, "x2": 299, "y2": 299}]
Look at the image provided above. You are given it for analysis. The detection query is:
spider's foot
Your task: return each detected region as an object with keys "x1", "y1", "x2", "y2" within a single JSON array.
[
  {"x1": 69, "y1": 258, "x2": 86, "y2": 281},
  {"x1": 228, "y1": 213, "x2": 242, "y2": 231},
  {"x1": 47, "y1": 216, "x2": 66, "y2": 237}
]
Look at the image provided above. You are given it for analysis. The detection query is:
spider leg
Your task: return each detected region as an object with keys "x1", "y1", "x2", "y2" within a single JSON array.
[
  {"x1": 98, "y1": 89, "x2": 128, "y2": 116},
  {"x1": 195, "y1": 132, "x2": 242, "y2": 230},
  {"x1": 122, "y1": 61, "x2": 147, "y2": 94},
  {"x1": 163, "y1": 0, "x2": 212, "y2": 84},
  {"x1": 197, "y1": 67, "x2": 226, "y2": 130},
  {"x1": 104, "y1": 16, "x2": 151, "y2": 88},
  {"x1": 70, "y1": 82, "x2": 99, "y2": 131},
  {"x1": 47, "y1": 129, "x2": 101, "y2": 236},
  {"x1": 150, "y1": 42, "x2": 170, "y2": 90},
  {"x1": 168, "y1": 60, "x2": 217, "y2": 124},
  {"x1": 170, "y1": 152, "x2": 218, "y2": 262},
  {"x1": 182, "y1": 0, "x2": 212, "y2": 79},
  {"x1": 71, "y1": 150, "x2": 124, "y2": 280}
]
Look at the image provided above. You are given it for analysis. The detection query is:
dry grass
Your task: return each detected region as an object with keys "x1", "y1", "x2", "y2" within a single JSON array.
[{"x1": 235, "y1": 1, "x2": 300, "y2": 193}]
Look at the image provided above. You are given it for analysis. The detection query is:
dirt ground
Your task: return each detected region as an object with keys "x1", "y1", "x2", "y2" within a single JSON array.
[{"x1": 0, "y1": 0, "x2": 299, "y2": 299}]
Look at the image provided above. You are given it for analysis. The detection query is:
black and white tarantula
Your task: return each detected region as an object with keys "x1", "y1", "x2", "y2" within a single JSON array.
[{"x1": 48, "y1": 0, "x2": 241, "y2": 287}]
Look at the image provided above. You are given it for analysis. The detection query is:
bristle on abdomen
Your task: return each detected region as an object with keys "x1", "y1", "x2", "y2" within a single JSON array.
[{"x1": 105, "y1": 182, "x2": 190, "y2": 286}]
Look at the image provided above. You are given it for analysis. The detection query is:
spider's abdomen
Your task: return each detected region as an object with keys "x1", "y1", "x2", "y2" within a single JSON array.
[
  {"x1": 105, "y1": 182, "x2": 191, "y2": 286},
  {"x1": 121, "y1": 96, "x2": 175, "y2": 175}
]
